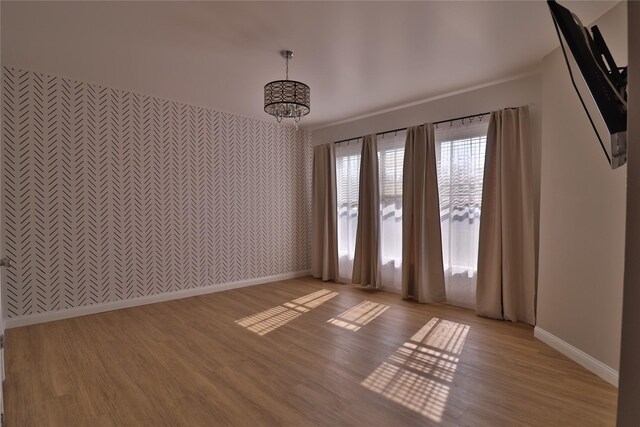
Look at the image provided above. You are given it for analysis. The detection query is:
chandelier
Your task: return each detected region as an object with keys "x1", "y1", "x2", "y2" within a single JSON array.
[{"x1": 264, "y1": 50, "x2": 310, "y2": 128}]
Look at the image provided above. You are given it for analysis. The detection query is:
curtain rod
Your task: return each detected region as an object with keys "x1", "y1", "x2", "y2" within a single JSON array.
[
  {"x1": 332, "y1": 106, "x2": 529, "y2": 145},
  {"x1": 333, "y1": 111, "x2": 489, "y2": 145}
]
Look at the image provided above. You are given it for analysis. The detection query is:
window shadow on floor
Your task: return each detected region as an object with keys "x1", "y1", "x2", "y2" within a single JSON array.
[
  {"x1": 235, "y1": 289, "x2": 339, "y2": 336},
  {"x1": 361, "y1": 317, "x2": 470, "y2": 422}
]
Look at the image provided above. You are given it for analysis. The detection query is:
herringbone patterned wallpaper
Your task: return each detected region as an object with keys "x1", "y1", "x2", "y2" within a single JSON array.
[{"x1": 1, "y1": 67, "x2": 312, "y2": 318}]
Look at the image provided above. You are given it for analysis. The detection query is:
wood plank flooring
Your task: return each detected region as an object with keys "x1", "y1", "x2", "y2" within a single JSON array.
[{"x1": 4, "y1": 277, "x2": 617, "y2": 426}]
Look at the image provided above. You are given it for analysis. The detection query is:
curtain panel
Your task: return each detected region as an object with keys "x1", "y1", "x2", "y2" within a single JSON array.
[
  {"x1": 401, "y1": 124, "x2": 446, "y2": 303},
  {"x1": 476, "y1": 106, "x2": 536, "y2": 324},
  {"x1": 311, "y1": 143, "x2": 339, "y2": 281},
  {"x1": 353, "y1": 135, "x2": 382, "y2": 288}
]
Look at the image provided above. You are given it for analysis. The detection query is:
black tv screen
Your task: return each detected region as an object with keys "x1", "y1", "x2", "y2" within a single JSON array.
[{"x1": 547, "y1": 0, "x2": 628, "y2": 168}]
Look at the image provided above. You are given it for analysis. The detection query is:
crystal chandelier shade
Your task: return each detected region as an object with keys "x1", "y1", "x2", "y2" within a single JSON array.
[{"x1": 264, "y1": 50, "x2": 310, "y2": 127}]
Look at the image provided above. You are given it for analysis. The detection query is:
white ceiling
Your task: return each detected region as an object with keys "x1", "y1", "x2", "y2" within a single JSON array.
[{"x1": 1, "y1": 1, "x2": 618, "y2": 129}]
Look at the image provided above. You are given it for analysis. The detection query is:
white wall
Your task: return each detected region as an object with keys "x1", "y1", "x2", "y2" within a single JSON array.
[
  {"x1": 537, "y1": 2, "x2": 627, "y2": 373},
  {"x1": 617, "y1": 1, "x2": 639, "y2": 423},
  {"x1": 313, "y1": 73, "x2": 542, "y2": 147}
]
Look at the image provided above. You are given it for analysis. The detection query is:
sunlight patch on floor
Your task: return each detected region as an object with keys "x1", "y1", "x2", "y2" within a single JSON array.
[
  {"x1": 235, "y1": 289, "x2": 339, "y2": 335},
  {"x1": 327, "y1": 300, "x2": 390, "y2": 331},
  {"x1": 361, "y1": 317, "x2": 470, "y2": 422}
]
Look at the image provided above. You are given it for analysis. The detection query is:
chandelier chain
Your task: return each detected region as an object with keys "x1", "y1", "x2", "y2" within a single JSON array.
[{"x1": 285, "y1": 57, "x2": 289, "y2": 80}]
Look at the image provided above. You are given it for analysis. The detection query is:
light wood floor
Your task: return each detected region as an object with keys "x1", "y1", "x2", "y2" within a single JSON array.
[{"x1": 5, "y1": 277, "x2": 617, "y2": 426}]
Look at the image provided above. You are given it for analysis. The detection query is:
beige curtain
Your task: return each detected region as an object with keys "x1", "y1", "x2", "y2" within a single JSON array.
[
  {"x1": 353, "y1": 135, "x2": 381, "y2": 288},
  {"x1": 476, "y1": 107, "x2": 536, "y2": 324},
  {"x1": 311, "y1": 143, "x2": 339, "y2": 281},
  {"x1": 402, "y1": 124, "x2": 446, "y2": 303}
]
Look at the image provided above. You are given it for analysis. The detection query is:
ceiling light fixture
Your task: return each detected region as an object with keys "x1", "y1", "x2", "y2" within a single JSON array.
[{"x1": 264, "y1": 50, "x2": 310, "y2": 129}]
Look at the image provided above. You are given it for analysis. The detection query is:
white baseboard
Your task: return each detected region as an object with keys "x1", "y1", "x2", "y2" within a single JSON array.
[
  {"x1": 534, "y1": 326, "x2": 619, "y2": 387},
  {"x1": 6, "y1": 270, "x2": 311, "y2": 329}
]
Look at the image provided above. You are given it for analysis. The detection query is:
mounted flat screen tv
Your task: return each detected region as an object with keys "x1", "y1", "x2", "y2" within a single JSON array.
[{"x1": 547, "y1": 0, "x2": 628, "y2": 169}]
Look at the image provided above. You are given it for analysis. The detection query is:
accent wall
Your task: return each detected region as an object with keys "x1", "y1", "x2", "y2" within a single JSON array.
[{"x1": 1, "y1": 66, "x2": 312, "y2": 323}]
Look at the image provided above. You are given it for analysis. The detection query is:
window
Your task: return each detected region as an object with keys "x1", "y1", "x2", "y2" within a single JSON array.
[
  {"x1": 333, "y1": 120, "x2": 488, "y2": 301},
  {"x1": 377, "y1": 131, "x2": 406, "y2": 292},
  {"x1": 335, "y1": 139, "x2": 362, "y2": 282},
  {"x1": 435, "y1": 120, "x2": 488, "y2": 308}
]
